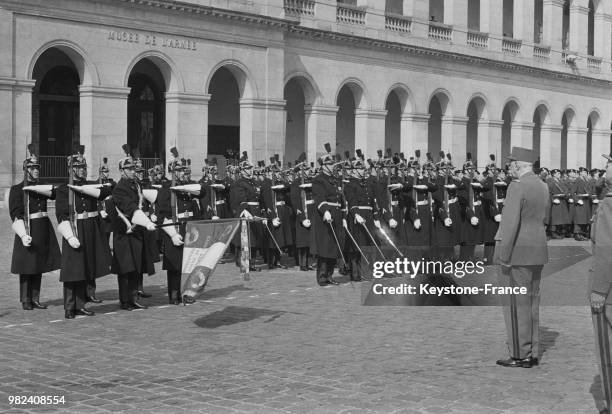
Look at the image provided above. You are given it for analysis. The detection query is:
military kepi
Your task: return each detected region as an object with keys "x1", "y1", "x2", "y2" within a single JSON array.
[{"x1": 506, "y1": 147, "x2": 535, "y2": 163}]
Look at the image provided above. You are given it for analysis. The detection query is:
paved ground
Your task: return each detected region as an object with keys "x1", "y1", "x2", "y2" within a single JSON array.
[{"x1": 0, "y1": 211, "x2": 604, "y2": 413}]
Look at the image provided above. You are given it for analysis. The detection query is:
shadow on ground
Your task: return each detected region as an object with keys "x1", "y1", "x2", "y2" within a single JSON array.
[
  {"x1": 590, "y1": 374, "x2": 607, "y2": 414},
  {"x1": 194, "y1": 306, "x2": 297, "y2": 328}
]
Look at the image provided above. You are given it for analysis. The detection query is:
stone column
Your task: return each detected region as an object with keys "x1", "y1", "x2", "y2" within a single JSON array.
[
  {"x1": 355, "y1": 109, "x2": 387, "y2": 156},
  {"x1": 483, "y1": 0, "x2": 504, "y2": 51},
  {"x1": 591, "y1": 129, "x2": 611, "y2": 168},
  {"x1": 594, "y1": 13, "x2": 612, "y2": 58},
  {"x1": 240, "y1": 98, "x2": 286, "y2": 165},
  {"x1": 304, "y1": 104, "x2": 338, "y2": 163},
  {"x1": 569, "y1": 3, "x2": 589, "y2": 55},
  {"x1": 539, "y1": 124, "x2": 563, "y2": 169},
  {"x1": 566, "y1": 126, "x2": 588, "y2": 168},
  {"x1": 165, "y1": 92, "x2": 211, "y2": 176},
  {"x1": 477, "y1": 120, "x2": 504, "y2": 169},
  {"x1": 400, "y1": 113, "x2": 429, "y2": 158},
  {"x1": 510, "y1": 121, "x2": 535, "y2": 150},
  {"x1": 514, "y1": 0, "x2": 534, "y2": 54},
  {"x1": 441, "y1": 116, "x2": 469, "y2": 167},
  {"x1": 79, "y1": 85, "x2": 130, "y2": 179},
  {"x1": 542, "y1": 0, "x2": 564, "y2": 50}
]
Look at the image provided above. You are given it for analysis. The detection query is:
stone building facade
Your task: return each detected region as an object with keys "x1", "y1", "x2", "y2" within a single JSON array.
[{"x1": 0, "y1": 0, "x2": 611, "y2": 188}]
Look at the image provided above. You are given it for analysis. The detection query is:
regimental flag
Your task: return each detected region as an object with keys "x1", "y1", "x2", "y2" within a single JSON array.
[{"x1": 181, "y1": 219, "x2": 241, "y2": 299}]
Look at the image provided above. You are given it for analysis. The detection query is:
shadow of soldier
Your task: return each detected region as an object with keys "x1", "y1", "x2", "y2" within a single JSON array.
[
  {"x1": 539, "y1": 326, "x2": 559, "y2": 357},
  {"x1": 194, "y1": 306, "x2": 299, "y2": 329},
  {"x1": 589, "y1": 374, "x2": 608, "y2": 414}
]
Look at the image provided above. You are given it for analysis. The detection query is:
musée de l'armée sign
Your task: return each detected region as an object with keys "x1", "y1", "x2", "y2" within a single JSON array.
[{"x1": 107, "y1": 30, "x2": 197, "y2": 51}]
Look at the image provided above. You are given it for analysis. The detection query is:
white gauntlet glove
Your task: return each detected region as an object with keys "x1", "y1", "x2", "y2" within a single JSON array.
[
  {"x1": 171, "y1": 234, "x2": 184, "y2": 246},
  {"x1": 470, "y1": 216, "x2": 479, "y2": 226},
  {"x1": 568, "y1": 198, "x2": 574, "y2": 203},
  {"x1": 577, "y1": 199, "x2": 584, "y2": 206},
  {"x1": 444, "y1": 218, "x2": 452, "y2": 227},
  {"x1": 389, "y1": 218, "x2": 398, "y2": 228},
  {"x1": 302, "y1": 219, "x2": 311, "y2": 228},
  {"x1": 342, "y1": 218, "x2": 348, "y2": 228},
  {"x1": 272, "y1": 217, "x2": 281, "y2": 227},
  {"x1": 553, "y1": 199, "x2": 560, "y2": 205},
  {"x1": 494, "y1": 214, "x2": 502, "y2": 223},
  {"x1": 150, "y1": 213, "x2": 158, "y2": 223},
  {"x1": 100, "y1": 210, "x2": 108, "y2": 219},
  {"x1": 162, "y1": 218, "x2": 184, "y2": 246},
  {"x1": 388, "y1": 183, "x2": 402, "y2": 191},
  {"x1": 323, "y1": 210, "x2": 332, "y2": 223},
  {"x1": 240, "y1": 209, "x2": 253, "y2": 219},
  {"x1": 413, "y1": 218, "x2": 421, "y2": 230},
  {"x1": 12, "y1": 219, "x2": 32, "y2": 247},
  {"x1": 355, "y1": 214, "x2": 365, "y2": 225},
  {"x1": 212, "y1": 215, "x2": 220, "y2": 220},
  {"x1": 374, "y1": 220, "x2": 381, "y2": 229},
  {"x1": 262, "y1": 219, "x2": 268, "y2": 226},
  {"x1": 58, "y1": 221, "x2": 80, "y2": 249},
  {"x1": 132, "y1": 209, "x2": 157, "y2": 231},
  {"x1": 593, "y1": 199, "x2": 600, "y2": 204}
]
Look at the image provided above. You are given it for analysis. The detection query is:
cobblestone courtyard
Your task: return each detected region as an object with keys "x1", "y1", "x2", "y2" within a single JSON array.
[{"x1": 0, "y1": 213, "x2": 604, "y2": 413}]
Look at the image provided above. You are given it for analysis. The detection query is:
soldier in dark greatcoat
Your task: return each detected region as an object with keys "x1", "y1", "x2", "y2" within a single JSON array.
[
  {"x1": 312, "y1": 144, "x2": 343, "y2": 286},
  {"x1": 482, "y1": 156, "x2": 505, "y2": 265},
  {"x1": 111, "y1": 151, "x2": 158, "y2": 310},
  {"x1": 9, "y1": 145, "x2": 61, "y2": 310},
  {"x1": 572, "y1": 167, "x2": 593, "y2": 240},
  {"x1": 157, "y1": 148, "x2": 204, "y2": 305},
  {"x1": 56, "y1": 146, "x2": 113, "y2": 318},
  {"x1": 431, "y1": 152, "x2": 461, "y2": 261},
  {"x1": 547, "y1": 169, "x2": 570, "y2": 239},
  {"x1": 290, "y1": 155, "x2": 315, "y2": 271},
  {"x1": 458, "y1": 153, "x2": 486, "y2": 261},
  {"x1": 96, "y1": 157, "x2": 115, "y2": 244}
]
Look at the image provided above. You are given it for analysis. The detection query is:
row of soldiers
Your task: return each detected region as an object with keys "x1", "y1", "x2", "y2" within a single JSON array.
[{"x1": 541, "y1": 166, "x2": 606, "y2": 241}]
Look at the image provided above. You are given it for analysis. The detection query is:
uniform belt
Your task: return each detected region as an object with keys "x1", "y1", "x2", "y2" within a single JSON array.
[
  {"x1": 275, "y1": 201, "x2": 285, "y2": 206},
  {"x1": 29, "y1": 212, "x2": 48, "y2": 219},
  {"x1": 473, "y1": 201, "x2": 482, "y2": 206},
  {"x1": 448, "y1": 197, "x2": 457, "y2": 204},
  {"x1": 76, "y1": 211, "x2": 98, "y2": 220},
  {"x1": 246, "y1": 202, "x2": 259, "y2": 206},
  {"x1": 351, "y1": 206, "x2": 372, "y2": 210},
  {"x1": 305, "y1": 200, "x2": 314, "y2": 205},
  {"x1": 215, "y1": 200, "x2": 226, "y2": 205},
  {"x1": 176, "y1": 211, "x2": 194, "y2": 219},
  {"x1": 416, "y1": 200, "x2": 429, "y2": 206},
  {"x1": 577, "y1": 194, "x2": 590, "y2": 197},
  {"x1": 319, "y1": 201, "x2": 340, "y2": 209},
  {"x1": 553, "y1": 194, "x2": 565, "y2": 197},
  {"x1": 391, "y1": 201, "x2": 399, "y2": 206},
  {"x1": 496, "y1": 198, "x2": 505, "y2": 203}
]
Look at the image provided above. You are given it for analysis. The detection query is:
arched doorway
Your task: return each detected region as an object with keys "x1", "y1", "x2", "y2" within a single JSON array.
[
  {"x1": 127, "y1": 59, "x2": 166, "y2": 159},
  {"x1": 32, "y1": 49, "x2": 80, "y2": 157},
  {"x1": 208, "y1": 67, "x2": 240, "y2": 156},
  {"x1": 427, "y1": 93, "x2": 450, "y2": 157},
  {"x1": 560, "y1": 109, "x2": 575, "y2": 169},
  {"x1": 532, "y1": 105, "x2": 550, "y2": 162},
  {"x1": 336, "y1": 84, "x2": 361, "y2": 156},
  {"x1": 385, "y1": 91, "x2": 401, "y2": 154},
  {"x1": 501, "y1": 101, "x2": 519, "y2": 160},
  {"x1": 284, "y1": 77, "x2": 316, "y2": 165},
  {"x1": 466, "y1": 97, "x2": 486, "y2": 166}
]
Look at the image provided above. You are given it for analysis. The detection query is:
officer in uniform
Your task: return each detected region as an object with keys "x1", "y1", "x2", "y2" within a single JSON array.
[
  {"x1": 229, "y1": 152, "x2": 265, "y2": 270},
  {"x1": 380, "y1": 155, "x2": 406, "y2": 248},
  {"x1": 312, "y1": 144, "x2": 342, "y2": 286},
  {"x1": 157, "y1": 147, "x2": 203, "y2": 304},
  {"x1": 111, "y1": 150, "x2": 157, "y2": 310},
  {"x1": 547, "y1": 168, "x2": 570, "y2": 239},
  {"x1": 290, "y1": 154, "x2": 315, "y2": 271},
  {"x1": 97, "y1": 157, "x2": 115, "y2": 244},
  {"x1": 134, "y1": 157, "x2": 158, "y2": 299},
  {"x1": 459, "y1": 153, "x2": 485, "y2": 261},
  {"x1": 482, "y1": 155, "x2": 504, "y2": 265},
  {"x1": 9, "y1": 145, "x2": 61, "y2": 310},
  {"x1": 572, "y1": 167, "x2": 592, "y2": 240},
  {"x1": 495, "y1": 147, "x2": 549, "y2": 368},
  {"x1": 590, "y1": 153, "x2": 612, "y2": 413},
  {"x1": 56, "y1": 145, "x2": 113, "y2": 318},
  {"x1": 431, "y1": 152, "x2": 461, "y2": 261}
]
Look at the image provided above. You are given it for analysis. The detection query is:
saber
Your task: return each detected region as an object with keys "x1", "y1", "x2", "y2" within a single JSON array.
[
  {"x1": 327, "y1": 221, "x2": 346, "y2": 266},
  {"x1": 360, "y1": 222, "x2": 386, "y2": 261},
  {"x1": 263, "y1": 220, "x2": 284, "y2": 256},
  {"x1": 342, "y1": 221, "x2": 370, "y2": 265},
  {"x1": 378, "y1": 227, "x2": 403, "y2": 257}
]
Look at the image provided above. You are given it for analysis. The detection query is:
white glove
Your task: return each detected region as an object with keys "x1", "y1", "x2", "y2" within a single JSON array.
[
  {"x1": 142, "y1": 189, "x2": 158, "y2": 203},
  {"x1": 210, "y1": 183, "x2": 225, "y2": 189},
  {"x1": 342, "y1": 218, "x2": 348, "y2": 228},
  {"x1": 12, "y1": 219, "x2": 29, "y2": 244},
  {"x1": 272, "y1": 217, "x2": 281, "y2": 227},
  {"x1": 132, "y1": 209, "x2": 156, "y2": 231},
  {"x1": 240, "y1": 209, "x2": 253, "y2": 219},
  {"x1": 171, "y1": 234, "x2": 184, "y2": 246},
  {"x1": 100, "y1": 210, "x2": 108, "y2": 219},
  {"x1": 302, "y1": 219, "x2": 311, "y2": 228},
  {"x1": 444, "y1": 218, "x2": 452, "y2": 227},
  {"x1": 414, "y1": 184, "x2": 427, "y2": 190},
  {"x1": 388, "y1": 183, "x2": 402, "y2": 191},
  {"x1": 68, "y1": 184, "x2": 100, "y2": 198},
  {"x1": 323, "y1": 210, "x2": 332, "y2": 223},
  {"x1": 568, "y1": 198, "x2": 574, "y2": 203},
  {"x1": 271, "y1": 184, "x2": 285, "y2": 190},
  {"x1": 577, "y1": 199, "x2": 584, "y2": 206},
  {"x1": 374, "y1": 220, "x2": 381, "y2": 228},
  {"x1": 212, "y1": 215, "x2": 220, "y2": 220},
  {"x1": 389, "y1": 218, "x2": 398, "y2": 228},
  {"x1": 413, "y1": 218, "x2": 421, "y2": 230},
  {"x1": 593, "y1": 199, "x2": 600, "y2": 204},
  {"x1": 68, "y1": 237, "x2": 80, "y2": 249},
  {"x1": 299, "y1": 183, "x2": 312, "y2": 189},
  {"x1": 150, "y1": 213, "x2": 157, "y2": 223},
  {"x1": 261, "y1": 219, "x2": 268, "y2": 226},
  {"x1": 23, "y1": 185, "x2": 54, "y2": 197},
  {"x1": 494, "y1": 214, "x2": 502, "y2": 223},
  {"x1": 355, "y1": 214, "x2": 365, "y2": 225},
  {"x1": 470, "y1": 216, "x2": 479, "y2": 226},
  {"x1": 553, "y1": 199, "x2": 561, "y2": 205},
  {"x1": 444, "y1": 184, "x2": 457, "y2": 189}
]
